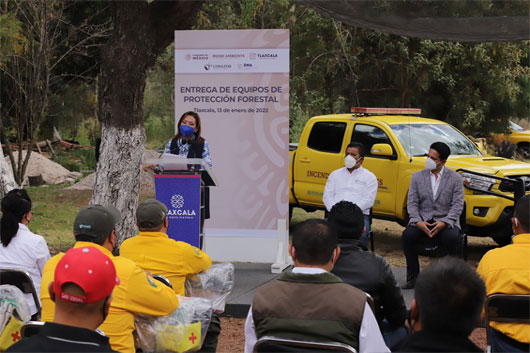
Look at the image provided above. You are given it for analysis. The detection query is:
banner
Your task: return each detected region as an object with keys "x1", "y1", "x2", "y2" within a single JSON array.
[
  {"x1": 175, "y1": 30, "x2": 289, "y2": 261},
  {"x1": 155, "y1": 174, "x2": 201, "y2": 247}
]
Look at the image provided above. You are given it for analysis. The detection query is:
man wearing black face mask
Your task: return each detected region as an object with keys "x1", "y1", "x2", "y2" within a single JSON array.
[
  {"x1": 323, "y1": 142, "x2": 378, "y2": 246},
  {"x1": 401, "y1": 141, "x2": 464, "y2": 289},
  {"x1": 8, "y1": 247, "x2": 119, "y2": 352}
]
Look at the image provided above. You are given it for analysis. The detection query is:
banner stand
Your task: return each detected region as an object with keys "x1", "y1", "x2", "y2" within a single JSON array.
[
  {"x1": 271, "y1": 219, "x2": 292, "y2": 273},
  {"x1": 174, "y1": 29, "x2": 290, "y2": 265}
]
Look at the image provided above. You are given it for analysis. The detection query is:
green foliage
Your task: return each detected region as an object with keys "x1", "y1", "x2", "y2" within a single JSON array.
[
  {"x1": 41, "y1": 83, "x2": 98, "y2": 142},
  {"x1": 51, "y1": 148, "x2": 96, "y2": 173},
  {"x1": 194, "y1": 0, "x2": 529, "y2": 139},
  {"x1": 0, "y1": 12, "x2": 27, "y2": 57},
  {"x1": 145, "y1": 116, "x2": 174, "y2": 149},
  {"x1": 144, "y1": 44, "x2": 176, "y2": 148}
]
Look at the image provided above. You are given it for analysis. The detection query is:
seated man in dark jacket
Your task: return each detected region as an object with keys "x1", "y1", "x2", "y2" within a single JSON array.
[
  {"x1": 329, "y1": 201, "x2": 407, "y2": 349},
  {"x1": 397, "y1": 257, "x2": 484, "y2": 352}
]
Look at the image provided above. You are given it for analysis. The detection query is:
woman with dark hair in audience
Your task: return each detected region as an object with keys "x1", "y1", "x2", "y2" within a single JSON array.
[{"x1": 0, "y1": 189, "x2": 50, "y2": 316}]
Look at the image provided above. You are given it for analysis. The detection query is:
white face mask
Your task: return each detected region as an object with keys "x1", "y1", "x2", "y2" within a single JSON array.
[
  {"x1": 425, "y1": 157, "x2": 437, "y2": 171},
  {"x1": 345, "y1": 155, "x2": 357, "y2": 169}
]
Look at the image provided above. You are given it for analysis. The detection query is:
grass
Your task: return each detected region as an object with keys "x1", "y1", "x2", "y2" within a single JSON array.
[
  {"x1": 26, "y1": 185, "x2": 92, "y2": 255},
  {"x1": 25, "y1": 185, "x2": 161, "y2": 255}
]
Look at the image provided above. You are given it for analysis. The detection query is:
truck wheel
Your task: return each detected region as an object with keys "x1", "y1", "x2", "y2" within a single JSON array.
[{"x1": 517, "y1": 143, "x2": 530, "y2": 159}]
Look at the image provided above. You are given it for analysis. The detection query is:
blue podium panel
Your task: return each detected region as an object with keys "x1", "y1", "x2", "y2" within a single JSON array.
[{"x1": 155, "y1": 174, "x2": 201, "y2": 247}]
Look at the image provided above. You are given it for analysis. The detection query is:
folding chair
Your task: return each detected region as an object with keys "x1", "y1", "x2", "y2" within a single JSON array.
[
  {"x1": 152, "y1": 274, "x2": 173, "y2": 289},
  {"x1": 254, "y1": 336, "x2": 357, "y2": 353},
  {"x1": 20, "y1": 321, "x2": 45, "y2": 338},
  {"x1": 484, "y1": 293, "x2": 530, "y2": 353},
  {"x1": 364, "y1": 292, "x2": 375, "y2": 315},
  {"x1": 416, "y1": 204, "x2": 468, "y2": 261},
  {"x1": 0, "y1": 269, "x2": 40, "y2": 320}
]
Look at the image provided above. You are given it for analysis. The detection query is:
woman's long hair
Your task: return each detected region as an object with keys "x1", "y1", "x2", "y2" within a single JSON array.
[
  {"x1": 1, "y1": 189, "x2": 32, "y2": 247},
  {"x1": 172, "y1": 111, "x2": 205, "y2": 145}
]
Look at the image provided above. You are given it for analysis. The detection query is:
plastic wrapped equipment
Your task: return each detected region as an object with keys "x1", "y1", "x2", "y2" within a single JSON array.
[
  {"x1": 0, "y1": 285, "x2": 31, "y2": 350},
  {"x1": 0, "y1": 285, "x2": 31, "y2": 332},
  {"x1": 135, "y1": 296, "x2": 213, "y2": 353},
  {"x1": 185, "y1": 262, "x2": 234, "y2": 312}
]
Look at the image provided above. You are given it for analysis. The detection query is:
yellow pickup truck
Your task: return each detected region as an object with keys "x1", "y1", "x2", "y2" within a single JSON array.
[{"x1": 289, "y1": 108, "x2": 530, "y2": 245}]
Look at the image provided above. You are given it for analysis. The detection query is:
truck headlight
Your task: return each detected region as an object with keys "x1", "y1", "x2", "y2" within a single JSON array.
[{"x1": 461, "y1": 173, "x2": 497, "y2": 191}]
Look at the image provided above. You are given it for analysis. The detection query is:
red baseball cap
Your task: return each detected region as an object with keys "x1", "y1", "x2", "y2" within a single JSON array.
[{"x1": 53, "y1": 247, "x2": 120, "y2": 304}]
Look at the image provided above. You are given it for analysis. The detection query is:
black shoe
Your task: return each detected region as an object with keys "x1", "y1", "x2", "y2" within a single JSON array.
[{"x1": 401, "y1": 276, "x2": 416, "y2": 289}]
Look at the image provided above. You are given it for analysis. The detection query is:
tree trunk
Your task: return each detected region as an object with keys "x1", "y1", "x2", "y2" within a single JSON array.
[
  {"x1": 92, "y1": 125, "x2": 145, "y2": 242},
  {"x1": 91, "y1": 0, "x2": 204, "y2": 245},
  {"x1": 0, "y1": 146, "x2": 18, "y2": 197}
]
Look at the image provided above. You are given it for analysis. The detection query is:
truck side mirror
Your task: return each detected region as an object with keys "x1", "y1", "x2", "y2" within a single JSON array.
[{"x1": 370, "y1": 143, "x2": 394, "y2": 157}]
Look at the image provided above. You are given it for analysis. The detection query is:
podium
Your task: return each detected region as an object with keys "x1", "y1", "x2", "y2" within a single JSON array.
[{"x1": 145, "y1": 157, "x2": 217, "y2": 248}]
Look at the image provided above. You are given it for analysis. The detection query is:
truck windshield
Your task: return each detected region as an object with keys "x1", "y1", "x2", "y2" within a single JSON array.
[{"x1": 391, "y1": 124, "x2": 481, "y2": 156}]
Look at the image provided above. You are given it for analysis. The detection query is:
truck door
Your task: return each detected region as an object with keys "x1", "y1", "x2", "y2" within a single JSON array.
[
  {"x1": 294, "y1": 121, "x2": 347, "y2": 207},
  {"x1": 350, "y1": 123, "x2": 399, "y2": 216}
]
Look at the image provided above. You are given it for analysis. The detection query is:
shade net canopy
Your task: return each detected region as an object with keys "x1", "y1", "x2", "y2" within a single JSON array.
[{"x1": 301, "y1": 0, "x2": 529, "y2": 42}]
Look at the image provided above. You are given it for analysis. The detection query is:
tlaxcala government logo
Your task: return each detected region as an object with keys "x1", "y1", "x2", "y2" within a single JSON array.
[{"x1": 169, "y1": 194, "x2": 196, "y2": 216}]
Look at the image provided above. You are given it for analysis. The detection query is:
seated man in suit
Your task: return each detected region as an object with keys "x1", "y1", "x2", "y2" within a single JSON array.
[
  {"x1": 477, "y1": 195, "x2": 530, "y2": 352},
  {"x1": 402, "y1": 141, "x2": 464, "y2": 289},
  {"x1": 398, "y1": 257, "x2": 485, "y2": 352},
  {"x1": 329, "y1": 201, "x2": 407, "y2": 349},
  {"x1": 244, "y1": 219, "x2": 389, "y2": 353}
]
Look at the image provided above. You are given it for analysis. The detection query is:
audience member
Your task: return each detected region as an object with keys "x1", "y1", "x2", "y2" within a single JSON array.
[
  {"x1": 244, "y1": 219, "x2": 389, "y2": 353},
  {"x1": 40, "y1": 205, "x2": 178, "y2": 353},
  {"x1": 8, "y1": 246, "x2": 118, "y2": 352},
  {"x1": 477, "y1": 194, "x2": 530, "y2": 352},
  {"x1": 328, "y1": 201, "x2": 407, "y2": 349},
  {"x1": 397, "y1": 257, "x2": 485, "y2": 352},
  {"x1": 0, "y1": 189, "x2": 50, "y2": 317},
  {"x1": 120, "y1": 199, "x2": 212, "y2": 295},
  {"x1": 119, "y1": 199, "x2": 216, "y2": 352},
  {"x1": 323, "y1": 142, "x2": 378, "y2": 246},
  {"x1": 402, "y1": 142, "x2": 464, "y2": 288}
]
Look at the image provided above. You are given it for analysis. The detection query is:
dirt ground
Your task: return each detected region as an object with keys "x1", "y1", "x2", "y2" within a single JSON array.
[
  {"x1": 291, "y1": 208, "x2": 497, "y2": 269},
  {"x1": 217, "y1": 318, "x2": 488, "y2": 352}
]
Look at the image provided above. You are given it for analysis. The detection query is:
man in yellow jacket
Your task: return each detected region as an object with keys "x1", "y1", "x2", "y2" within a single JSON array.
[
  {"x1": 40, "y1": 205, "x2": 179, "y2": 353},
  {"x1": 477, "y1": 195, "x2": 530, "y2": 352},
  {"x1": 120, "y1": 199, "x2": 216, "y2": 351},
  {"x1": 120, "y1": 199, "x2": 212, "y2": 295}
]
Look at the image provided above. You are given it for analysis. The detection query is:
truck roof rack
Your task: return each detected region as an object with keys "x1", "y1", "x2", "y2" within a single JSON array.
[{"x1": 350, "y1": 107, "x2": 422, "y2": 116}]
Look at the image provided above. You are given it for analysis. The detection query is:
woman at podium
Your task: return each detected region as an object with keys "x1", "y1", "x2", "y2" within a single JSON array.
[
  {"x1": 166, "y1": 111, "x2": 212, "y2": 231},
  {"x1": 164, "y1": 111, "x2": 212, "y2": 169}
]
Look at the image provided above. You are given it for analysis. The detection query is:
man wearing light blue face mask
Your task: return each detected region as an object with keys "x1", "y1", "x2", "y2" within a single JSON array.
[
  {"x1": 323, "y1": 142, "x2": 378, "y2": 246},
  {"x1": 401, "y1": 141, "x2": 464, "y2": 289}
]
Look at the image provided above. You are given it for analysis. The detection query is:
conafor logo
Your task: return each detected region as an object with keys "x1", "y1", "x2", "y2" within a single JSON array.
[{"x1": 204, "y1": 63, "x2": 211, "y2": 71}]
